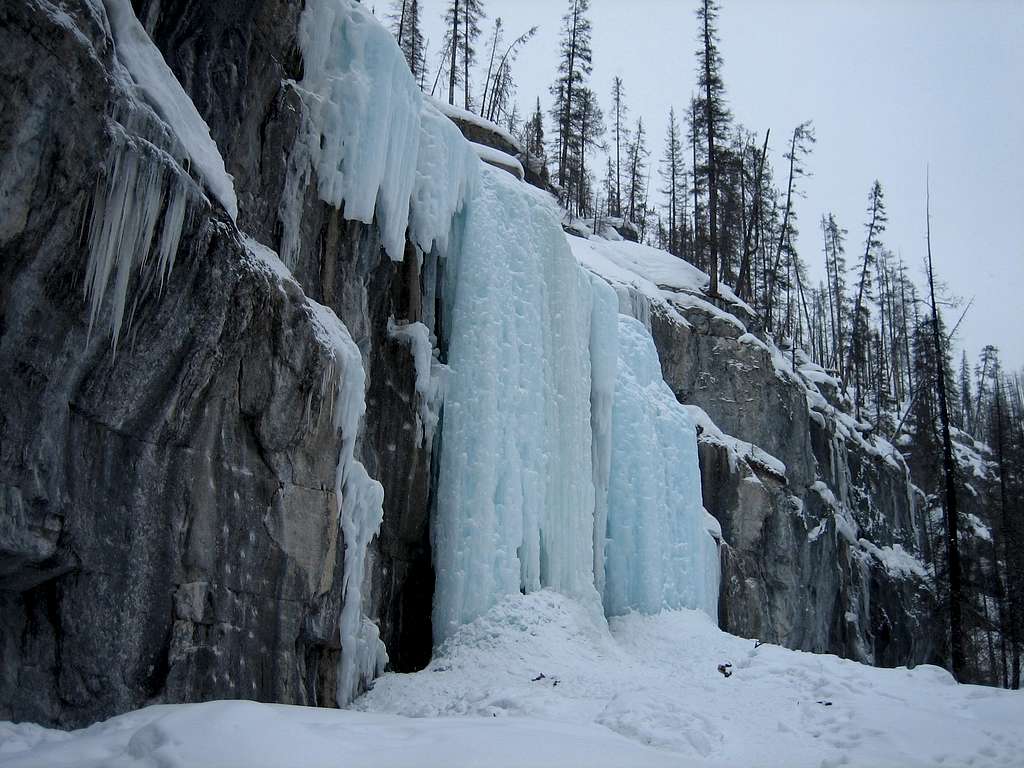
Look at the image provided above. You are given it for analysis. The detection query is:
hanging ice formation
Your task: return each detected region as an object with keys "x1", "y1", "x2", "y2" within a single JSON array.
[
  {"x1": 93, "y1": 0, "x2": 721, "y2": 708},
  {"x1": 434, "y1": 166, "x2": 721, "y2": 642},
  {"x1": 84, "y1": 0, "x2": 239, "y2": 349},
  {"x1": 291, "y1": 0, "x2": 478, "y2": 264},
  {"x1": 603, "y1": 316, "x2": 721, "y2": 618},
  {"x1": 292, "y1": 0, "x2": 720, "y2": 660}
]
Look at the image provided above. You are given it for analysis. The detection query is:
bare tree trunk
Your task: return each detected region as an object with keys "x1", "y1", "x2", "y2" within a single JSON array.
[
  {"x1": 736, "y1": 129, "x2": 768, "y2": 302},
  {"x1": 559, "y1": 2, "x2": 579, "y2": 191},
  {"x1": 448, "y1": 0, "x2": 459, "y2": 105},
  {"x1": 702, "y1": 0, "x2": 719, "y2": 296},
  {"x1": 767, "y1": 128, "x2": 798, "y2": 332},
  {"x1": 926, "y1": 172, "x2": 966, "y2": 681}
]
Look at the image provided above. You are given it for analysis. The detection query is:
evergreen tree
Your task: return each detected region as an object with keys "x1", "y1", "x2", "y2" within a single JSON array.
[
  {"x1": 960, "y1": 350, "x2": 973, "y2": 433},
  {"x1": 571, "y1": 86, "x2": 605, "y2": 216},
  {"x1": 659, "y1": 108, "x2": 686, "y2": 257},
  {"x1": 686, "y1": 97, "x2": 706, "y2": 271},
  {"x1": 439, "y1": 0, "x2": 485, "y2": 109},
  {"x1": 550, "y1": 0, "x2": 593, "y2": 198},
  {"x1": 695, "y1": 0, "x2": 730, "y2": 295},
  {"x1": 766, "y1": 121, "x2": 814, "y2": 335},
  {"x1": 736, "y1": 130, "x2": 771, "y2": 305},
  {"x1": 525, "y1": 97, "x2": 545, "y2": 158},
  {"x1": 849, "y1": 180, "x2": 887, "y2": 419},
  {"x1": 822, "y1": 213, "x2": 848, "y2": 376},
  {"x1": 610, "y1": 76, "x2": 629, "y2": 219},
  {"x1": 924, "y1": 175, "x2": 966, "y2": 680},
  {"x1": 389, "y1": 0, "x2": 425, "y2": 83},
  {"x1": 625, "y1": 117, "x2": 649, "y2": 226}
]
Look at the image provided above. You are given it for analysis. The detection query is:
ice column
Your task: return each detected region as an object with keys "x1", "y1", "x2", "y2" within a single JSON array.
[
  {"x1": 432, "y1": 167, "x2": 601, "y2": 644},
  {"x1": 603, "y1": 315, "x2": 720, "y2": 620},
  {"x1": 588, "y1": 274, "x2": 619, "y2": 598}
]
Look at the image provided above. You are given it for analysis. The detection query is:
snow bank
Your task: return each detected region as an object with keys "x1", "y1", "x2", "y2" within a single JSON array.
[
  {"x1": 859, "y1": 540, "x2": 929, "y2": 580},
  {"x1": 0, "y1": 700, "x2": 681, "y2": 768},
  {"x1": 470, "y1": 141, "x2": 525, "y2": 180},
  {"x1": 427, "y1": 95, "x2": 525, "y2": 155},
  {"x1": 569, "y1": 235, "x2": 687, "y2": 328},
  {"x1": 8, "y1": 591, "x2": 1024, "y2": 766},
  {"x1": 683, "y1": 404, "x2": 787, "y2": 480},
  {"x1": 355, "y1": 589, "x2": 1024, "y2": 768}
]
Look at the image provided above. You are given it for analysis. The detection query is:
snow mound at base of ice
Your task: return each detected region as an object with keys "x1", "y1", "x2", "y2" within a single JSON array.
[
  {"x1": 5, "y1": 590, "x2": 1023, "y2": 766},
  {"x1": 358, "y1": 590, "x2": 1024, "y2": 768}
]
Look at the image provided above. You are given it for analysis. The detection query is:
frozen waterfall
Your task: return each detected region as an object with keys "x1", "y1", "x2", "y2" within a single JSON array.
[
  {"x1": 291, "y1": 0, "x2": 720, "y2": 688},
  {"x1": 434, "y1": 165, "x2": 721, "y2": 641},
  {"x1": 603, "y1": 315, "x2": 720, "y2": 619}
]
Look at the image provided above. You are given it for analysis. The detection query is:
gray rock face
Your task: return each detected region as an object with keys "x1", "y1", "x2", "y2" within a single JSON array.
[
  {"x1": 0, "y1": 0, "x2": 437, "y2": 726},
  {"x1": 1, "y1": 0, "x2": 949, "y2": 733},
  {"x1": 649, "y1": 302, "x2": 938, "y2": 667}
]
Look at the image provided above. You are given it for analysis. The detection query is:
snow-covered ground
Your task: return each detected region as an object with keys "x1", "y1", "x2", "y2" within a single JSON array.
[{"x1": 5, "y1": 591, "x2": 1021, "y2": 767}]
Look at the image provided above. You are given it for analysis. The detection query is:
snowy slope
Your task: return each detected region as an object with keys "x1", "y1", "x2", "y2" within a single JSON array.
[
  {"x1": 358, "y1": 591, "x2": 1024, "y2": 768},
  {"x1": 6, "y1": 590, "x2": 1021, "y2": 767}
]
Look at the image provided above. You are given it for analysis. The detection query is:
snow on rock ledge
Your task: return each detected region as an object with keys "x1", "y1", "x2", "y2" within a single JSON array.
[
  {"x1": 102, "y1": 0, "x2": 237, "y2": 220},
  {"x1": 243, "y1": 237, "x2": 387, "y2": 705}
]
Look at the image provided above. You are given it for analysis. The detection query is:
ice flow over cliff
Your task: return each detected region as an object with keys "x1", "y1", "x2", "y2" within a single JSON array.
[
  {"x1": 289, "y1": 0, "x2": 720, "y2": 660},
  {"x1": 88, "y1": 0, "x2": 721, "y2": 705}
]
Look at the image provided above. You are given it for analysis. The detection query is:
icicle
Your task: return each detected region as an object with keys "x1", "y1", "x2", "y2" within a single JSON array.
[
  {"x1": 83, "y1": 132, "x2": 195, "y2": 351},
  {"x1": 387, "y1": 318, "x2": 448, "y2": 446},
  {"x1": 305, "y1": 301, "x2": 388, "y2": 705},
  {"x1": 293, "y1": 0, "x2": 478, "y2": 262}
]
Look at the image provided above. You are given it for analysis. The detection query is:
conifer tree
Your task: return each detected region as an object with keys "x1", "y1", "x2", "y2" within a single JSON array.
[
  {"x1": 925, "y1": 175, "x2": 966, "y2": 680},
  {"x1": 766, "y1": 121, "x2": 814, "y2": 334},
  {"x1": 696, "y1": 0, "x2": 729, "y2": 295},
  {"x1": 849, "y1": 180, "x2": 887, "y2": 419},
  {"x1": 625, "y1": 117, "x2": 649, "y2": 226},
  {"x1": 960, "y1": 351, "x2": 974, "y2": 433},
  {"x1": 686, "y1": 97, "x2": 706, "y2": 271},
  {"x1": 389, "y1": 0, "x2": 425, "y2": 83},
  {"x1": 659, "y1": 108, "x2": 686, "y2": 257},
  {"x1": 822, "y1": 213, "x2": 848, "y2": 376},
  {"x1": 525, "y1": 97, "x2": 545, "y2": 158},
  {"x1": 440, "y1": 0, "x2": 484, "y2": 109},
  {"x1": 610, "y1": 77, "x2": 629, "y2": 219},
  {"x1": 551, "y1": 0, "x2": 593, "y2": 196}
]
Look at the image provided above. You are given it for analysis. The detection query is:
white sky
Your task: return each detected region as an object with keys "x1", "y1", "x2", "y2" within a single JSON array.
[{"x1": 412, "y1": 0, "x2": 1024, "y2": 371}]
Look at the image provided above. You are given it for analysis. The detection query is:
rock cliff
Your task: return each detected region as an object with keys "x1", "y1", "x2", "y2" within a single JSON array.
[{"x1": 1, "y1": 0, "x2": 953, "y2": 730}]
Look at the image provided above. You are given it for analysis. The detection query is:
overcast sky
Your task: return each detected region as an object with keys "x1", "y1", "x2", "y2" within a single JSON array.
[{"x1": 417, "y1": 0, "x2": 1024, "y2": 371}]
